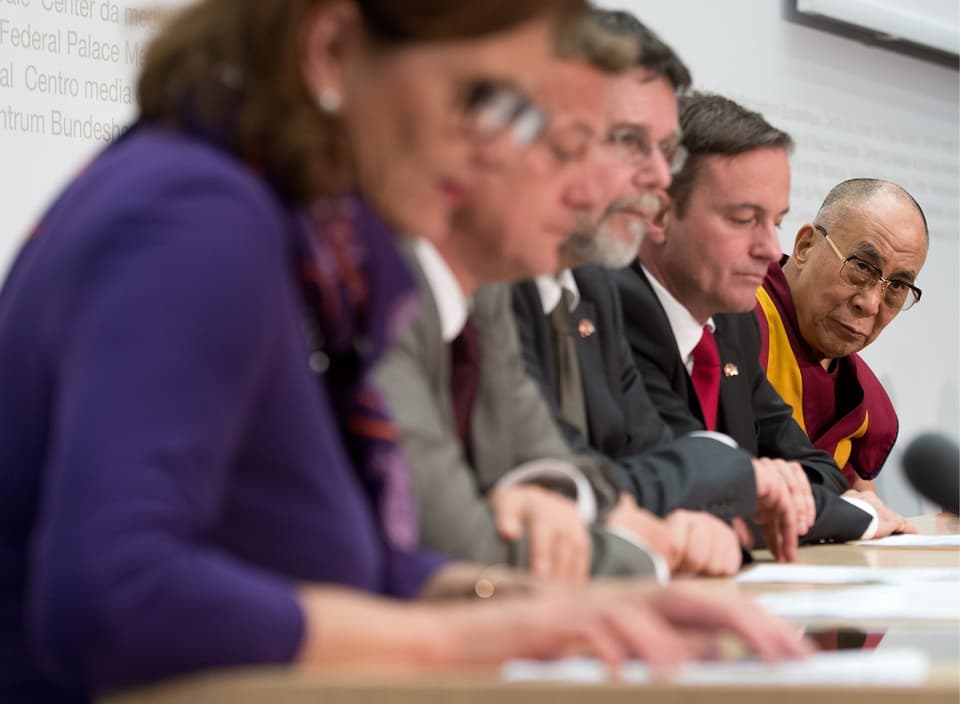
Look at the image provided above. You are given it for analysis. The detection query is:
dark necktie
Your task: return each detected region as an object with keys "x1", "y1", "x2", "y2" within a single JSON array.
[
  {"x1": 690, "y1": 325, "x2": 720, "y2": 430},
  {"x1": 450, "y1": 319, "x2": 481, "y2": 452},
  {"x1": 550, "y1": 290, "x2": 588, "y2": 436}
]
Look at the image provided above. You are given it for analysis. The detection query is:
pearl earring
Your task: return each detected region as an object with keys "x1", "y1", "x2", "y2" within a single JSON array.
[{"x1": 316, "y1": 88, "x2": 342, "y2": 114}]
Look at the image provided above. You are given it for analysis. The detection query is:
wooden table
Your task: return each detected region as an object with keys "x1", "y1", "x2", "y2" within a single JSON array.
[{"x1": 103, "y1": 515, "x2": 960, "y2": 704}]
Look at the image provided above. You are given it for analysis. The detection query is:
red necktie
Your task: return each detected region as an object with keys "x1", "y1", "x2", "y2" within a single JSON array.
[
  {"x1": 690, "y1": 326, "x2": 720, "y2": 430},
  {"x1": 450, "y1": 319, "x2": 481, "y2": 452}
]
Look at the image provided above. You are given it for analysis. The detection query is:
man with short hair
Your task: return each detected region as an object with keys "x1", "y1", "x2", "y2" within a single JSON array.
[
  {"x1": 617, "y1": 92, "x2": 911, "y2": 548},
  {"x1": 378, "y1": 45, "x2": 716, "y2": 582},
  {"x1": 756, "y1": 179, "x2": 928, "y2": 493},
  {"x1": 512, "y1": 11, "x2": 760, "y2": 575}
]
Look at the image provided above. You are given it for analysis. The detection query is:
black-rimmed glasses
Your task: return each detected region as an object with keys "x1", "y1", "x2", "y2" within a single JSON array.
[{"x1": 815, "y1": 224, "x2": 922, "y2": 311}]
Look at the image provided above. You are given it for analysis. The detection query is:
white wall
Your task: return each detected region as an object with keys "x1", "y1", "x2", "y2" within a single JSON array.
[
  {"x1": 600, "y1": 0, "x2": 959, "y2": 514},
  {"x1": 1, "y1": 1, "x2": 957, "y2": 513},
  {"x1": 0, "y1": 0, "x2": 185, "y2": 276}
]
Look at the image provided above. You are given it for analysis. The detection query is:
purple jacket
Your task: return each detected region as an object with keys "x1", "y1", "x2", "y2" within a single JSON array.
[{"x1": 0, "y1": 127, "x2": 442, "y2": 702}]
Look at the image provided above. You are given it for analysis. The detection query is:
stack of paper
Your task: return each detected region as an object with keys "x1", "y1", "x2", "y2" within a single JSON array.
[
  {"x1": 735, "y1": 564, "x2": 960, "y2": 585},
  {"x1": 851, "y1": 533, "x2": 960, "y2": 548},
  {"x1": 501, "y1": 649, "x2": 930, "y2": 686}
]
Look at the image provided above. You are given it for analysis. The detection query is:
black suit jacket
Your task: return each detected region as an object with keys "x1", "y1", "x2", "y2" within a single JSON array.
[
  {"x1": 614, "y1": 263, "x2": 872, "y2": 543},
  {"x1": 511, "y1": 266, "x2": 756, "y2": 520}
]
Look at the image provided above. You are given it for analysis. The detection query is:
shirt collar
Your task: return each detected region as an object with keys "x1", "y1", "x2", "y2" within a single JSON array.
[
  {"x1": 413, "y1": 238, "x2": 470, "y2": 343},
  {"x1": 642, "y1": 264, "x2": 715, "y2": 371},
  {"x1": 534, "y1": 269, "x2": 581, "y2": 314}
]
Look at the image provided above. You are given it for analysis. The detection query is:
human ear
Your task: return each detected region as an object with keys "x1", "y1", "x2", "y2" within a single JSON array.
[
  {"x1": 300, "y1": 0, "x2": 361, "y2": 113},
  {"x1": 792, "y1": 224, "x2": 817, "y2": 267},
  {"x1": 645, "y1": 202, "x2": 671, "y2": 245}
]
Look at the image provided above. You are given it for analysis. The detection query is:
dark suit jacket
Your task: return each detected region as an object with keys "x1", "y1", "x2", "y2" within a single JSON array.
[
  {"x1": 377, "y1": 248, "x2": 659, "y2": 576},
  {"x1": 512, "y1": 266, "x2": 756, "y2": 520},
  {"x1": 614, "y1": 263, "x2": 872, "y2": 543}
]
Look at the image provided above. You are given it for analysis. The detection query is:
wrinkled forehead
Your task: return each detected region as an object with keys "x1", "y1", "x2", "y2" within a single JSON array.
[
  {"x1": 532, "y1": 59, "x2": 606, "y2": 134},
  {"x1": 824, "y1": 194, "x2": 928, "y2": 268}
]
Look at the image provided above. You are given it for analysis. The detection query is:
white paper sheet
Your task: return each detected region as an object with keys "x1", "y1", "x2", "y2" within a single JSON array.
[
  {"x1": 757, "y1": 582, "x2": 960, "y2": 621},
  {"x1": 501, "y1": 648, "x2": 930, "y2": 686},
  {"x1": 736, "y1": 564, "x2": 960, "y2": 585},
  {"x1": 851, "y1": 533, "x2": 960, "y2": 548}
]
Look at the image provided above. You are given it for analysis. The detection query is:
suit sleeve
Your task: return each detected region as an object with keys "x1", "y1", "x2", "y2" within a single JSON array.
[
  {"x1": 482, "y1": 286, "x2": 621, "y2": 518},
  {"x1": 511, "y1": 280, "x2": 757, "y2": 520},
  {"x1": 376, "y1": 305, "x2": 518, "y2": 567},
  {"x1": 614, "y1": 267, "x2": 868, "y2": 540},
  {"x1": 737, "y1": 317, "x2": 871, "y2": 541},
  {"x1": 608, "y1": 283, "x2": 758, "y2": 518}
]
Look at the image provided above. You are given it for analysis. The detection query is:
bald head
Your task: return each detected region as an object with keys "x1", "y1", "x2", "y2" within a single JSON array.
[
  {"x1": 815, "y1": 178, "x2": 928, "y2": 241},
  {"x1": 784, "y1": 179, "x2": 928, "y2": 364}
]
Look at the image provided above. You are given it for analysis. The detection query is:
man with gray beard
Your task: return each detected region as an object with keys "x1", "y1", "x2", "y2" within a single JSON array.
[{"x1": 511, "y1": 9, "x2": 782, "y2": 574}]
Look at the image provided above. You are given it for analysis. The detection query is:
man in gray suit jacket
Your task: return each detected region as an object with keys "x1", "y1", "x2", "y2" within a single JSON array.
[{"x1": 381, "y1": 246, "x2": 660, "y2": 577}]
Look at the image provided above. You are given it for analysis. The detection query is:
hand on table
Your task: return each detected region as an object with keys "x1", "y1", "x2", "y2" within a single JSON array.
[
  {"x1": 843, "y1": 489, "x2": 917, "y2": 538},
  {"x1": 605, "y1": 496, "x2": 742, "y2": 576},
  {"x1": 751, "y1": 457, "x2": 815, "y2": 562},
  {"x1": 664, "y1": 510, "x2": 743, "y2": 577},
  {"x1": 489, "y1": 483, "x2": 590, "y2": 583}
]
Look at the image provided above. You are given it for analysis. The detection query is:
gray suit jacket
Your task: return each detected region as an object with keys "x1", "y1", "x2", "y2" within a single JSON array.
[{"x1": 377, "y1": 249, "x2": 658, "y2": 576}]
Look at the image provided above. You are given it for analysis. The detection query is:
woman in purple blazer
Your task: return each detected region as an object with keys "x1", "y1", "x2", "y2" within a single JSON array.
[{"x1": 0, "y1": 1, "x2": 805, "y2": 701}]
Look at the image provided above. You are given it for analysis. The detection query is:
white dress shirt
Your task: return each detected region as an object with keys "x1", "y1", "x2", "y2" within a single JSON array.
[
  {"x1": 413, "y1": 238, "x2": 469, "y2": 343},
  {"x1": 534, "y1": 270, "x2": 581, "y2": 314}
]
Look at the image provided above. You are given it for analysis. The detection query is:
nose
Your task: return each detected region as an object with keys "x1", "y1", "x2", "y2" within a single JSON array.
[
  {"x1": 850, "y1": 282, "x2": 883, "y2": 317},
  {"x1": 632, "y1": 150, "x2": 673, "y2": 192},
  {"x1": 562, "y1": 159, "x2": 615, "y2": 214},
  {"x1": 752, "y1": 221, "x2": 783, "y2": 263}
]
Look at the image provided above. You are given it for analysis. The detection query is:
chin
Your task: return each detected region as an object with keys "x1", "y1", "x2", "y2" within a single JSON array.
[
  {"x1": 722, "y1": 294, "x2": 759, "y2": 314},
  {"x1": 410, "y1": 215, "x2": 451, "y2": 244},
  {"x1": 526, "y1": 254, "x2": 558, "y2": 279}
]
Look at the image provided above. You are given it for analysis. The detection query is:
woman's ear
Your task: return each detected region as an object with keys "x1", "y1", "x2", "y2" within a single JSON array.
[{"x1": 300, "y1": 0, "x2": 361, "y2": 113}]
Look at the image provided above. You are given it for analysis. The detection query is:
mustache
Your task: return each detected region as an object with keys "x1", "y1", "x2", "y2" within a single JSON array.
[{"x1": 570, "y1": 191, "x2": 662, "y2": 238}]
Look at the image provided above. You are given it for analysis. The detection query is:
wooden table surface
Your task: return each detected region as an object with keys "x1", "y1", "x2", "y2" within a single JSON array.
[{"x1": 103, "y1": 514, "x2": 960, "y2": 704}]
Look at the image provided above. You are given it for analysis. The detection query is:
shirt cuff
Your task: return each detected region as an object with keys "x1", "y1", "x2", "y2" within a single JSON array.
[
  {"x1": 685, "y1": 430, "x2": 740, "y2": 448},
  {"x1": 496, "y1": 459, "x2": 597, "y2": 523},
  {"x1": 604, "y1": 526, "x2": 671, "y2": 585},
  {"x1": 840, "y1": 496, "x2": 880, "y2": 540}
]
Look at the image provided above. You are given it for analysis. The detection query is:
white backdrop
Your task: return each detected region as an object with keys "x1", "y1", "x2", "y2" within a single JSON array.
[
  {"x1": 1, "y1": 1, "x2": 957, "y2": 513},
  {"x1": 600, "y1": 1, "x2": 959, "y2": 514}
]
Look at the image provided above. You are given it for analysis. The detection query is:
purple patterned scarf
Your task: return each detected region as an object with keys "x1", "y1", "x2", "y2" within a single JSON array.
[{"x1": 295, "y1": 193, "x2": 421, "y2": 551}]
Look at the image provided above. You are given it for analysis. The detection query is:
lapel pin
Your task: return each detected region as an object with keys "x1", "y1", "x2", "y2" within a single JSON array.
[
  {"x1": 577, "y1": 319, "x2": 595, "y2": 338},
  {"x1": 723, "y1": 363, "x2": 739, "y2": 377}
]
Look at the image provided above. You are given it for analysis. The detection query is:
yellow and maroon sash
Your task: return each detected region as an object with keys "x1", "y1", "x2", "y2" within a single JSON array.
[{"x1": 754, "y1": 261, "x2": 898, "y2": 485}]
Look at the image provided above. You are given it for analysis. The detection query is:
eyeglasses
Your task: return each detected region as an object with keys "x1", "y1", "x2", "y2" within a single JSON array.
[
  {"x1": 815, "y1": 224, "x2": 922, "y2": 312},
  {"x1": 463, "y1": 80, "x2": 549, "y2": 148},
  {"x1": 604, "y1": 125, "x2": 688, "y2": 175}
]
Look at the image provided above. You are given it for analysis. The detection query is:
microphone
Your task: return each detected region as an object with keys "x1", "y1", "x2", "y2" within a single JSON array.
[{"x1": 902, "y1": 433, "x2": 959, "y2": 515}]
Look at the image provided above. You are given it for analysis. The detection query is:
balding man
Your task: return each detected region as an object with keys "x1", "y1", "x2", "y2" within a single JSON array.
[{"x1": 756, "y1": 179, "x2": 928, "y2": 493}]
